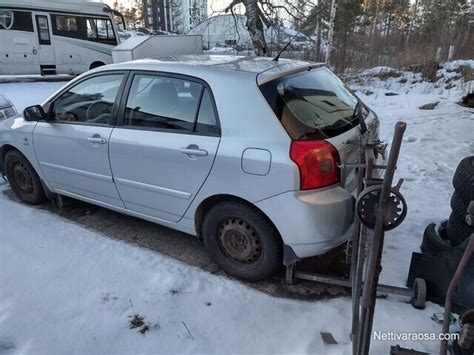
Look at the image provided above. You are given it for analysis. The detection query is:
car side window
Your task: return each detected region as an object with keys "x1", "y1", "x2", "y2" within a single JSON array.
[
  {"x1": 52, "y1": 74, "x2": 123, "y2": 125},
  {"x1": 124, "y1": 74, "x2": 203, "y2": 132},
  {"x1": 196, "y1": 89, "x2": 218, "y2": 135}
]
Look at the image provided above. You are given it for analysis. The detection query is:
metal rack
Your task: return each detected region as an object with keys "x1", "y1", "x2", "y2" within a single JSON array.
[{"x1": 285, "y1": 121, "x2": 427, "y2": 355}]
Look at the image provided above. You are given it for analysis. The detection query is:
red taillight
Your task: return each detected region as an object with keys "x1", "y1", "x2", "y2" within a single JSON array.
[{"x1": 290, "y1": 140, "x2": 341, "y2": 190}]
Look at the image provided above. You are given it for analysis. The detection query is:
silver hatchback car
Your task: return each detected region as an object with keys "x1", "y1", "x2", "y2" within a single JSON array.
[{"x1": 0, "y1": 55, "x2": 379, "y2": 281}]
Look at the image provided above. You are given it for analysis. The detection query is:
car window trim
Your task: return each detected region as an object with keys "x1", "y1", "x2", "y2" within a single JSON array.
[
  {"x1": 192, "y1": 86, "x2": 205, "y2": 132},
  {"x1": 116, "y1": 70, "x2": 221, "y2": 137},
  {"x1": 45, "y1": 70, "x2": 130, "y2": 127}
]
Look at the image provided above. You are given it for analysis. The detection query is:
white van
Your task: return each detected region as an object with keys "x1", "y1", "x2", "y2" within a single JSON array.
[{"x1": 0, "y1": 1, "x2": 124, "y2": 75}]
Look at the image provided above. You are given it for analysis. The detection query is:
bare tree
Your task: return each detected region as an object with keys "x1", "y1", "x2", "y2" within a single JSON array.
[
  {"x1": 325, "y1": 0, "x2": 337, "y2": 64},
  {"x1": 225, "y1": 0, "x2": 269, "y2": 55}
]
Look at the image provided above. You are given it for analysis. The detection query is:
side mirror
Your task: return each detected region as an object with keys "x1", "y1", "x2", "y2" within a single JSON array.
[{"x1": 23, "y1": 105, "x2": 46, "y2": 121}]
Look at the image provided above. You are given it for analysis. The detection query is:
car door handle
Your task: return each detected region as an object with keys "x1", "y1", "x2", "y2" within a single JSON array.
[
  {"x1": 180, "y1": 145, "x2": 208, "y2": 157},
  {"x1": 88, "y1": 135, "x2": 107, "y2": 144}
]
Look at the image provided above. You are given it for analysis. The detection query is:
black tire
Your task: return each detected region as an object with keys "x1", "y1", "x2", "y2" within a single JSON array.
[
  {"x1": 412, "y1": 278, "x2": 427, "y2": 309},
  {"x1": 447, "y1": 212, "x2": 474, "y2": 246},
  {"x1": 202, "y1": 201, "x2": 282, "y2": 282},
  {"x1": 453, "y1": 156, "x2": 474, "y2": 201},
  {"x1": 420, "y1": 221, "x2": 451, "y2": 253},
  {"x1": 4, "y1": 150, "x2": 45, "y2": 205},
  {"x1": 451, "y1": 190, "x2": 472, "y2": 221}
]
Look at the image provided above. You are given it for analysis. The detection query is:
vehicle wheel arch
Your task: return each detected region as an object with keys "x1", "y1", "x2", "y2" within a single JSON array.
[
  {"x1": 194, "y1": 194, "x2": 283, "y2": 244},
  {"x1": 2, "y1": 147, "x2": 46, "y2": 204},
  {"x1": 89, "y1": 61, "x2": 106, "y2": 70},
  {"x1": 0, "y1": 144, "x2": 21, "y2": 172}
]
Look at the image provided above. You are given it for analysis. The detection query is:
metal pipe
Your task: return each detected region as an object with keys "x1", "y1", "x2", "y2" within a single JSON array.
[
  {"x1": 358, "y1": 122, "x2": 407, "y2": 355},
  {"x1": 294, "y1": 272, "x2": 415, "y2": 298},
  {"x1": 351, "y1": 137, "x2": 367, "y2": 353},
  {"x1": 440, "y1": 235, "x2": 474, "y2": 355},
  {"x1": 352, "y1": 150, "x2": 376, "y2": 353}
]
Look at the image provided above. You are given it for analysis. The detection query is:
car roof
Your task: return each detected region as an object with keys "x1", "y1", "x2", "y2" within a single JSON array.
[
  {"x1": 2, "y1": 0, "x2": 112, "y2": 15},
  {"x1": 97, "y1": 55, "x2": 324, "y2": 85}
]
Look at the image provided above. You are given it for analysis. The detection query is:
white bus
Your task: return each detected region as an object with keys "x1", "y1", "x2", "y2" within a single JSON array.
[{"x1": 0, "y1": 1, "x2": 125, "y2": 75}]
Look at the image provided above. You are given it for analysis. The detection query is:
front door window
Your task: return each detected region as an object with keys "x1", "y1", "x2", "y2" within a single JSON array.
[{"x1": 52, "y1": 74, "x2": 124, "y2": 125}]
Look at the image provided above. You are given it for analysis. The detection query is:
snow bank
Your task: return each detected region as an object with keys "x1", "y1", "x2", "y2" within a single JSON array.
[
  {"x1": 346, "y1": 60, "x2": 473, "y2": 97},
  {"x1": 443, "y1": 59, "x2": 474, "y2": 71}
]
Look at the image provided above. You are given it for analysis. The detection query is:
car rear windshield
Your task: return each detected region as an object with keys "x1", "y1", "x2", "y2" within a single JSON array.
[{"x1": 259, "y1": 67, "x2": 362, "y2": 140}]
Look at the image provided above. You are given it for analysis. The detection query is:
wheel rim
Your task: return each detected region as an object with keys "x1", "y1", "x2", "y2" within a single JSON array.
[
  {"x1": 12, "y1": 162, "x2": 33, "y2": 196},
  {"x1": 217, "y1": 218, "x2": 263, "y2": 265}
]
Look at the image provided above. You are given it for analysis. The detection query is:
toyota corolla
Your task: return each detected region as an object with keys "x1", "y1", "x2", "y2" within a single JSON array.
[{"x1": 0, "y1": 55, "x2": 379, "y2": 281}]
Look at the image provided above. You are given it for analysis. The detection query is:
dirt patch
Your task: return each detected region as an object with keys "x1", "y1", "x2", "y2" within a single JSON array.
[
  {"x1": 2, "y1": 188, "x2": 349, "y2": 301},
  {"x1": 372, "y1": 70, "x2": 402, "y2": 80},
  {"x1": 462, "y1": 93, "x2": 474, "y2": 108},
  {"x1": 419, "y1": 101, "x2": 440, "y2": 110}
]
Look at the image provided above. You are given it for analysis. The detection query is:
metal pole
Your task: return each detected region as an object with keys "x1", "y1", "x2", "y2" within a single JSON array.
[
  {"x1": 351, "y1": 138, "x2": 367, "y2": 354},
  {"x1": 440, "y1": 235, "x2": 474, "y2": 355},
  {"x1": 352, "y1": 153, "x2": 375, "y2": 354},
  {"x1": 357, "y1": 122, "x2": 407, "y2": 355}
]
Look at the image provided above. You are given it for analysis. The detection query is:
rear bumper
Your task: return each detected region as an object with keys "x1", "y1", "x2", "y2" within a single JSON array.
[{"x1": 255, "y1": 185, "x2": 355, "y2": 260}]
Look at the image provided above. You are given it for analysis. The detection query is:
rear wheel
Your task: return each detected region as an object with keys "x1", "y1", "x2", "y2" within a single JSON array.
[
  {"x1": 4, "y1": 150, "x2": 45, "y2": 205},
  {"x1": 202, "y1": 201, "x2": 282, "y2": 281}
]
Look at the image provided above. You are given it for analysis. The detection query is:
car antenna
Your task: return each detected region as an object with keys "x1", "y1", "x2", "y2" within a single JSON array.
[{"x1": 272, "y1": 30, "x2": 303, "y2": 61}]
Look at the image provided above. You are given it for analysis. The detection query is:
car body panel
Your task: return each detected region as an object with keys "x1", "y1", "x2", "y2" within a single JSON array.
[
  {"x1": 32, "y1": 122, "x2": 125, "y2": 207},
  {"x1": 255, "y1": 186, "x2": 355, "y2": 259},
  {"x1": 0, "y1": 116, "x2": 41, "y2": 177},
  {"x1": 109, "y1": 128, "x2": 220, "y2": 222}
]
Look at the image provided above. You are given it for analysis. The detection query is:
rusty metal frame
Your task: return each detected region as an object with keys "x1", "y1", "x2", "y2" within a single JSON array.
[
  {"x1": 285, "y1": 121, "x2": 415, "y2": 355},
  {"x1": 440, "y1": 235, "x2": 474, "y2": 355}
]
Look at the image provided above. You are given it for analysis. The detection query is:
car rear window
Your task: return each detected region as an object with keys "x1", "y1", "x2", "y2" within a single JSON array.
[{"x1": 259, "y1": 67, "x2": 362, "y2": 140}]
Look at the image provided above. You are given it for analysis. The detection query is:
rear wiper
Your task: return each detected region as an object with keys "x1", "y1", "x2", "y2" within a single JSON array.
[
  {"x1": 324, "y1": 118, "x2": 350, "y2": 131},
  {"x1": 353, "y1": 100, "x2": 367, "y2": 134}
]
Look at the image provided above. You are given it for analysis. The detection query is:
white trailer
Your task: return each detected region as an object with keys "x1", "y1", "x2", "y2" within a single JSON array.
[
  {"x1": 112, "y1": 35, "x2": 203, "y2": 63},
  {"x1": 0, "y1": 0, "x2": 124, "y2": 75}
]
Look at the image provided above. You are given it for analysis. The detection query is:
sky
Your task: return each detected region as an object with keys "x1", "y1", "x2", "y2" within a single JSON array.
[{"x1": 102, "y1": 0, "x2": 231, "y2": 14}]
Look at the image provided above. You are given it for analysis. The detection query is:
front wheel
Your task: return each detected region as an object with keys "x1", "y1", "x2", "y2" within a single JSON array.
[
  {"x1": 202, "y1": 201, "x2": 282, "y2": 282},
  {"x1": 4, "y1": 150, "x2": 45, "y2": 205}
]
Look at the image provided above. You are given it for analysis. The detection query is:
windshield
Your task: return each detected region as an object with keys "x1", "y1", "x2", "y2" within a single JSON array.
[{"x1": 260, "y1": 67, "x2": 363, "y2": 140}]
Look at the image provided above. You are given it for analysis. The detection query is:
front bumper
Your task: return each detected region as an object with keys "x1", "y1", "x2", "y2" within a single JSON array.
[{"x1": 255, "y1": 185, "x2": 355, "y2": 261}]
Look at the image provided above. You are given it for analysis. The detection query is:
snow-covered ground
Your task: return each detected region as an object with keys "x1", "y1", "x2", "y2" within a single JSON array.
[{"x1": 0, "y1": 62, "x2": 473, "y2": 354}]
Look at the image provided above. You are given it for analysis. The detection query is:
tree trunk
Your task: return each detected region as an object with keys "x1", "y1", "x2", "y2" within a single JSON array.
[
  {"x1": 315, "y1": 1, "x2": 323, "y2": 60},
  {"x1": 325, "y1": 0, "x2": 337, "y2": 65},
  {"x1": 242, "y1": 0, "x2": 268, "y2": 56},
  {"x1": 372, "y1": 0, "x2": 380, "y2": 36},
  {"x1": 406, "y1": 0, "x2": 418, "y2": 47}
]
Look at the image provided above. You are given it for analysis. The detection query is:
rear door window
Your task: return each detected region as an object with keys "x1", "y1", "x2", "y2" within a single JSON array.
[
  {"x1": 195, "y1": 89, "x2": 218, "y2": 135},
  {"x1": 124, "y1": 74, "x2": 202, "y2": 132},
  {"x1": 259, "y1": 67, "x2": 362, "y2": 140}
]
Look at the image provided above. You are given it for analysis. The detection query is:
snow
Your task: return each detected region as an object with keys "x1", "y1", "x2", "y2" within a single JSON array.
[
  {"x1": 0, "y1": 81, "x2": 64, "y2": 112},
  {"x1": 347, "y1": 61, "x2": 473, "y2": 98},
  {"x1": 443, "y1": 59, "x2": 474, "y2": 71},
  {"x1": 1, "y1": 64, "x2": 473, "y2": 354}
]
